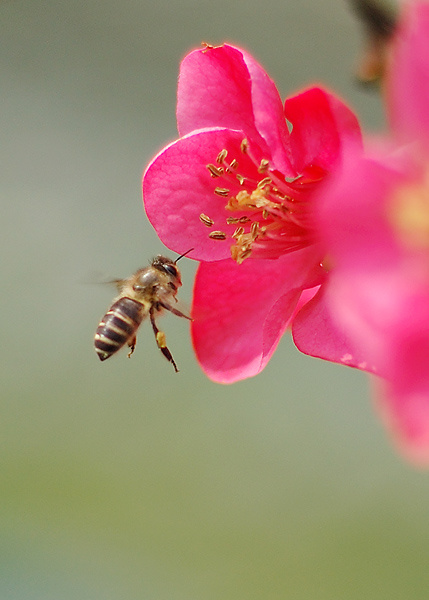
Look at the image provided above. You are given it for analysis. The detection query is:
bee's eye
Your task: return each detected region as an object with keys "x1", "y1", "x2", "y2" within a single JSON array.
[
  {"x1": 163, "y1": 264, "x2": 178, "y2": 277},
  {"x1": 133, "y1": 284, "x2": 143, "y2": 291}
]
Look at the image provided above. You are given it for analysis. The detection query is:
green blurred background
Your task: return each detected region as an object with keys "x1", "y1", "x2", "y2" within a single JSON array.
[{"x1": 2, "y1": 1, "x2": 429, "y2": 598}]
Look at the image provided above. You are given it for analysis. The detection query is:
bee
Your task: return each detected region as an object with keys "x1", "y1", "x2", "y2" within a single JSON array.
[
  {"x1": 94, "y1": 250, "x2": 193, "y2": 372},
  {"x1": 349, "y1": 0, "x2": 396, "y2": 85}
]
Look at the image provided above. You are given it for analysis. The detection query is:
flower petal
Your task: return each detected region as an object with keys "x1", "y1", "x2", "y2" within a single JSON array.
[
  {"x1": 376, "y1": 321, "x2": 429, "y2": 466},
  {"x1": 191, "y1": 249, "x2": 323, "y2": 383},
  {"x1": 313, "y1": 121, "x2": 429, "y2": 463},
  {"x1": 315, "y1": 143, "x2": 424, "y2": 375},
  {"x1": 388, "y1": 1, "x2": 429, "y2": 145},
  {"x1": 143, "y1": 127, "x2": 254, "y2": 261},
  {"x1": 177, "y1": 44, "x2": 294, "y2": 176},
  {"x1": 309, "y1": 146, "x2": 410, "y2": 376},
  {"x1": 284, "y1": 87, "x2": 362, "y2": 175},
  {"x1": 376, "y1": 384, "x2": 429, "y2": 467},
  {"x1": 318, "y1": 144, "x2": 405, "y2": 272},
  {"x1": 292, "y1": 286, "x2": 378, "y2": 374}
]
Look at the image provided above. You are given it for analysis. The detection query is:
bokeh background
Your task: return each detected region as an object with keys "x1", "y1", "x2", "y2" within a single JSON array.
[{"x1": 3, "y1": 0, "x2": 429, "y2": 598}]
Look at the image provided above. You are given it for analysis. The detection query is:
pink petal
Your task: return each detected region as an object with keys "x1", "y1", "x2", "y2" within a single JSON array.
[
  {"x1": 177, "y1": 44, "x2": 294, "y2": 176},
  {"x1": 290, "y1": 285, "x2": 320, "y2": 322},
  {"x1": 292, "y1": 286, "x2": 378, "y2": 374},
  {"x1": 339, "y1": 272, "x2": 429, "y2": 465},
  {"x1": 191, "y1": 249, "x2": 323, "y2": 383},
  {"x1": 376, "y1": 382, "x2": 429, "y2": 467},
  {"x1": 284, "y1": 87, "x2": 362, "y2": 175},
  {"x1": 388, "y1": 1, "x2": 429, "y2": 145},
  {"x1": 313, "y1": 136, "x2": 429, "y2": 463},
  {"x1": 315, "y1": 144, "x2": 426, "y2": 375},
  {"x1": 319, "y1": 270, "x2": 404, "y2": 377},
  {"x1": 143, "y1": 127, "x2": 255, "y2": 261},
  {"x1": 376, "y1": 323, "x2": 429, "y2": 466},
  {"x1": 240, "y1": 47, "x2": 294, "y2": 175},
  {"x1": 310, "y1": 149, "x2": 411, "y2": 374},
  {"x1": 317, "y1": 144, "x2": 405, "y2": 271}
]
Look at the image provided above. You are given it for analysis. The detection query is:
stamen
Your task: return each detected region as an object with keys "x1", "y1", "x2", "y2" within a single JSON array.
[
  {"x1": 214, "y1": 187, "x2": 230, "y2": 197},
  {"x1": 251, "y1": 221, "x2": 259, "y2": 237},
  {"x1": 216, "y1": 149, "x2": 228, "y2": 164},
  {"x1": 205, "y1": 141, "x2": 315, "y2": 265},
  {"x1": 239, "y1": 248, "x2": 252, "y2": 261},
  {"x1": 257, "y1": 177, "x2": 272, "y2": 190},
  {"x1": 206, "y1": 164, "x2": 224, "y2": 178},
  {"x1": 201, "y1": 42, "x2": 214, "y2": 53},
  {"x1": 230, "y1": 246, "x2": 239, "y2": 261},
  {"x1": 225, "y1": 191, "x2": 251, "y2": 211},
  {"x1": 389, "y1": 174, "x2": 429, "y2": 249},
  {"x1": 226, "y1": 216, "x2": 251, "y2": 225},
  {"x1": 199, "y1": 213, "x2": 214, "y2": 227},
  {"x1": 231, "y1": 245, "x2": 252, "y2": 264},
  {"x1": 209, "y1": 230, "x2": 227, "y2": 240},
  {"x1": 229, "y1": 221, "x2": 262, "y2": 263},
  {"x1": 232, "y1": 226, "x2": 245, "y2": 238},
  {"x1": 258, "y1": 159, "x2": 270, "y2": 173}
]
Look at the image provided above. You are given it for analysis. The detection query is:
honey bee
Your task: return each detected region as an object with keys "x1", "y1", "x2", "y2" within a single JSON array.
[
  {"x1": 349, "y1": 0, "x2": 396, "y2": 85},
  {"x1": 94, "y1": 250, "x2": 193, "y2": 371}
]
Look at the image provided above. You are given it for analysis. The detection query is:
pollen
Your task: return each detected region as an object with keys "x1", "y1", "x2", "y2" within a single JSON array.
[
  {"x1": 216, "y1": 149, "x2": 228, "y2": 164},
  {"x1": 228, "y1": 217, "x2": 264, "y2": 263},
  {"x1": 214, "y1": 187, "x2": 230, "y2": 197},
  {"x1": 201, "y1": 42, "x2": 215, "y2": 53},
  {"x1": 257, "y1": 177, "x2": 272, "y2": 190},
  {"x1": 226, "y1": 216, "x2": 251, "y2": 225},
  {"x1": 199, "y1": 213, "x2": 214, "y2": 227},
  {"x1": 225, "y1": 186, "x2": 275, "y2": 211},
  {"x1": 389, "y1": 175, "x2": 429, "y2": 249},
  {"x1": 258, "y1": 159, "x2": 270, "y2": 173},
  {"x1": 156, "y1": 331, "x2": 167, "y2": 347},
  {"x1": 209, "y1": 230, "x2": 227, "y2": 240},
  {"x1": 206, "y1": 164, "x2": 224, "y2": 178},
  {"x1": 231, "y1": 244, "x2": 253, "y2": 264},
  {"x1": 202, "y1": 140, "x2": 314, "y2": 264}
]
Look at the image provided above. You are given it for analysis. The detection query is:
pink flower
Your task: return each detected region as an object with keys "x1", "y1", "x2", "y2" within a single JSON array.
[
  {"x1": 143, "y1": 44, "x2": 362, "y2": 382},
  {"x1": 296, "y1": 1, "x2": 429, "y2": 464}
]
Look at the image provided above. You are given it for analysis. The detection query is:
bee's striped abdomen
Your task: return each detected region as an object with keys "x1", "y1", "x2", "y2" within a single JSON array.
[{"x1": 94, "y1": 297, "x2": 144, "y2": 361}]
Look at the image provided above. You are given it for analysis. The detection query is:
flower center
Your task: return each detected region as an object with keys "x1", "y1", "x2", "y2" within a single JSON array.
[
  {"x1": 200, "y1": 139, "x2": 320, "y2": 263},
  {"x1": 389, "y1": 173, "x2": 429, "y2": 249}
]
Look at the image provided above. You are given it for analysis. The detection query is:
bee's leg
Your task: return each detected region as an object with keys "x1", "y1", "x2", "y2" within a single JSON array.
[
  {"x1": 127, "y1": 336, "x2": 137, "y2": 358},
  {"x1": 159, "y1": 301, "x2": 193, "y2": 320},
  {"x1": 149, "y1": 308, "x2": 179, "y2": 372}
]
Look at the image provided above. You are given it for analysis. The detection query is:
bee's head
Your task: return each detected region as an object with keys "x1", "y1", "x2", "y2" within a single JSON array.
[
  {"x1": 151, "y1": 249, "x2": 193, "y2": 292},
  {"x1": 152, "y1": 255, "x2": 179, "y2": 277},
  {"x1": 152, "y1": 249, "x2": 193, "y2": 280}
]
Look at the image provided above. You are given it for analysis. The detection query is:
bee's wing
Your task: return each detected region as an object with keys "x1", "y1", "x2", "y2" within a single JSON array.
[
  {"x1": 94, "y1": 277, "x2": 129, "y2": 292},
  {"x1": 80, "y1": 272, "x2": 128, "y2": 292},
  {"x1": 110, "y1": 278, "x2": 128, "y2": 292}
]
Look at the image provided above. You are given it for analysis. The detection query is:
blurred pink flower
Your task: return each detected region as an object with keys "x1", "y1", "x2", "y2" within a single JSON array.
[
  {"x1": 297, "y1": 1, "x2": 429, "y2": 464},
  {"x1": 143, "y1": 44, "x2": 362, "y2": 382}
]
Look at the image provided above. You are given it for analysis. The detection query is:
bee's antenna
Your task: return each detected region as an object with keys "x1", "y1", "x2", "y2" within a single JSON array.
[{"x1": 175, "y1": 248, "x2": 194, "y2": 263}]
